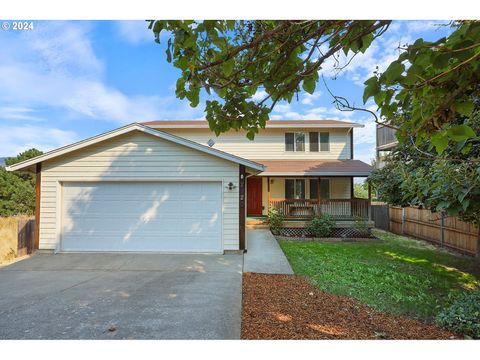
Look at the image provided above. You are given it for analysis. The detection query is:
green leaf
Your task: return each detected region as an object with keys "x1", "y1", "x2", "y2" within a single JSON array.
[
  {"x1": 447, "y1": 124, "x2": 476, "y2": 142},
  {"x1": 165, "y1": 39, "x2": 172, "y2": 63},
  {"x1": 384, "y1": 61, "x2": 405, "y2": 84},
  {"x1": 431, "y1": 131, "x2": 449, "y2": 154},
  {"x1": 363, "y1": 77, "x2": 380, "y2": 104},
  {"x1": 432, "y1": 52, "x2": 450, "y2": 69},
  {"x1": 302, "y1": 77, "x2": 316, "y2": 94},
  {"x1": 222, "y1": 58, "x2": 235, "y2": 77},
  {"x1": 455, "y1": 101, "x2": 475, "y2": 117},
  {"x1": 246, "y1": 130, "x2": 255, "y2": 140}
]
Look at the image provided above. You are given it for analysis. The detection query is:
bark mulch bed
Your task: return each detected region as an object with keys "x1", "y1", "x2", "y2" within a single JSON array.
[{"x1": 242, "y1": 273, "x2": 460, "y2": 340}]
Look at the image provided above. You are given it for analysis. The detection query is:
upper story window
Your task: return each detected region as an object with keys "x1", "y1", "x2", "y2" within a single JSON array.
[
  {"x1": 309, "y1": 132, "x2": 330, "y2": 152},
  {"x1": 285, "y1": 132, "x2": 305, "y2": 152}
]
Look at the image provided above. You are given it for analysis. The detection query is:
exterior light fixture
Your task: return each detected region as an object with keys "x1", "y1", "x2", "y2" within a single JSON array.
[{"x1": 226, "y1": 182, "x2": 236, "y2": 190}]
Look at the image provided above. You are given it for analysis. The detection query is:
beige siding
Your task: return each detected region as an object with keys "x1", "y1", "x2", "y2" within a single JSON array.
[
  {"x1": 260, "y1": 177, "x2": 351, "y2": 215},
  {"x1": 168, "y1": 128, "x2": 351, "y2": 160},
  {"x1": 39, "y1": 131, "x2": 239, "y2": 251},
  {"x1": 330, "y1": 177, "x2": 351, "y2": 199}
]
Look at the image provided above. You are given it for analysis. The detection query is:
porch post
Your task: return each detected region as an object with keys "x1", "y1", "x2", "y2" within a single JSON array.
[
  {"x1": 267, "y1": 177, "x2": 271, "y2": 212},
  {"x1": 317, "y1": 177, "x2": 321, "y2": 202},
  {"x1": 317, "y1": 177, "x2": 321, "y2": 215},
  {"x1": 350, "y1": 177, "x2": 354, "y2": 198},
  {"x1": 367, "y1": 181, "x2": 372, "y2": 220}
]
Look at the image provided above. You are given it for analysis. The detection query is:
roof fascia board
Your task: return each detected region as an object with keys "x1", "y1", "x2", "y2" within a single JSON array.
[
  {"x1": 148, "y1": 123, "x2": 363, "y2": 129},
  {"x1": 259, "y1": 172, "x2": 371, "y2": 176}
]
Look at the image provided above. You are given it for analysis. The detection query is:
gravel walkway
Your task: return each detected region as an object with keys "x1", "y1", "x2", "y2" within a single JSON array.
[{"x1": 241, "y1": 273, "x2": 459, "y2": 340}]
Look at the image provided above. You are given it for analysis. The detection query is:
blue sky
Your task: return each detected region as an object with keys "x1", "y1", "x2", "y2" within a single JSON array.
[{"x1": 0, "y1": 20, "x2": 454, "y2": 162}]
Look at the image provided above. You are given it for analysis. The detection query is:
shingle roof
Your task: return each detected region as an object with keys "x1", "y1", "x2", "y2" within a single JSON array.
[{"x1": 256, "y1": 159, "x2": 372, "y2": 176}]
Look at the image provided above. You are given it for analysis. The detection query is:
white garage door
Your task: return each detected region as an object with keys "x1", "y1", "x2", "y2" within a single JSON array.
[{"x1": 61, "y1": 182, "x2": 222, "y2": 253}]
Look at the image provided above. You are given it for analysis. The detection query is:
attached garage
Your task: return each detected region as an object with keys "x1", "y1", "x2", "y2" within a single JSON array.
[
  {"x1": 7, "y1": 124, "x2": 264, "y2": 253},
  {"x1": 61, "y1": 181, "x2": 223, "y2": 253}
]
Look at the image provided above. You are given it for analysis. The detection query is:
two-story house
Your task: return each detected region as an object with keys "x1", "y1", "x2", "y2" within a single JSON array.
[{"x1": 7, "y1": 119, "x2": 372, "y2": 254}]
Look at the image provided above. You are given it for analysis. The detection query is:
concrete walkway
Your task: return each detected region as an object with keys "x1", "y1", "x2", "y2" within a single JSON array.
[{"x1": 243, "y1": 228, "x2": 294, "y2": 274}]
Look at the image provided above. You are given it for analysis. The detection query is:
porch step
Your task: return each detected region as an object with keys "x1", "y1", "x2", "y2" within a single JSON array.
[
  {"x1": 246, "y1": 218, "x2": 267, "y2": 225},
  {"x1": 246, "y1": 224, "x2": 270, "y2": 229}
]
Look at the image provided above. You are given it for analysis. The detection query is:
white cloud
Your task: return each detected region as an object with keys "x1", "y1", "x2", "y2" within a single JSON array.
[
  {"x1": 301, "y1": 91, "x2": 322, "y2": 105},
  {"x1": 405, "y1": 20, "x2": 450, "y2": 33},
  {"x1": 0, "y1": 107, "x2": 45, "y2": 122},
  {"x1": 0, "y1": 21, "x2": 204, "y2": 125},
  {"x1": 354, "y1": 120, "x2": 376, "y2": 145},
  {"x1": 251, "y1": 90, "x2": 268, "y2": 101},
  {"x1": 27, "y1": 21, "x2": 103, "y2": 77},
  {"x1": 0, "y1": 125, "x2": 78, "y2": 156},
  {"x1": 115, "y1": 20, "x2": 156, "y2": 44},
  {"x1": 354, "y1": 144, "x2": 376, "y2": 166}
]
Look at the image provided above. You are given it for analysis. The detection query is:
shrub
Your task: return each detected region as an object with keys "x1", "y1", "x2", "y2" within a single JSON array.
[
  {"x1": 306, "y1": 213, "x2": 335, "y2": 237},
  {"x1": 436, "y1": 291, "x2": 480, "y2": 338},
  {"x1": 267, "y1": 206, "x2": 284, "y2": 235},
  {"x1": 353, "y1": 216, "x2": 371, "y2": 237}
]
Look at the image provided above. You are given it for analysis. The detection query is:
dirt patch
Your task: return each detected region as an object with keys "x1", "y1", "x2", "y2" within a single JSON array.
[{"x1": 241, "y1": 273, "x2": 460, "y2": 340}]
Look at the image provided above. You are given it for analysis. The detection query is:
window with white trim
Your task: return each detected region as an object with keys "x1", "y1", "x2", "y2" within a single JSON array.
[{"x1": 285, "y1": 132, "x2": 305, "y2": 152}]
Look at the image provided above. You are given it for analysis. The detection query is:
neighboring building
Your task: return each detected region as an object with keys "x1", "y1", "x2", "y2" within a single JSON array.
[
  {"x1": 7, "y1": 119, "x2": 372, "y2": 254},
  {"x1": 375, "y1": 124, "x2": 398, "y2": 168}
]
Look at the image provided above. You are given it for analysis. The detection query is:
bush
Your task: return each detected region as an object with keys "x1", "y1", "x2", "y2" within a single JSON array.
[
  {"x1": 306, "y1": 213, "x2": 335, "y2": 237},
  {"x1": 436, "y1": 291, "x2": 480, "y2": 338},
  {"x1": 267, "y1": 206, "x2": 284, "y2": 235},
  {"x1": 353, "y1": 216, "x2": 371, "y2": 237}
]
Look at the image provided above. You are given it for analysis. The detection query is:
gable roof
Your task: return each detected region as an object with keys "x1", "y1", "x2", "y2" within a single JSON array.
[
  {"x1": 6, "y1": 123, "x2": 265, "y2": 173},
  {"x1": 143, "y1": 119, "x2": 363, "y2": 129},
  {"x1": 257, "y1": 159, "x2": 372, "y2": 176}
]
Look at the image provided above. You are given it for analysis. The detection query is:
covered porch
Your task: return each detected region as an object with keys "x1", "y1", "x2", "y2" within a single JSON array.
[{"x1": 246, "y1": 160, "x2": 372, "y2": 220}]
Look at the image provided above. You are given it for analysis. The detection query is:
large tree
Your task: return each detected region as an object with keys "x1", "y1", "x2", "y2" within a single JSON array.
[
  {"x1": 0, "y1": 149, "x2": 43, "y2": 216},
  {"x1": 148, "y1": 20, "x2": 391, "y2": 138},
  {"x1": 149, "y1": 20, "x2": 480, "y2": 222},
  {"x1": 363, "y1": 21, "x2": 480, "y2": 225}
]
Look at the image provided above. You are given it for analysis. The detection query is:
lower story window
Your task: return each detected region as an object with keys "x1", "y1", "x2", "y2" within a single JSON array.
[
  {"x1": 285, "y1": 179, "x2": 305, "y2": 199},
  {"x1": 320, "y1": 179, "x2": 330, "y2": 199}
]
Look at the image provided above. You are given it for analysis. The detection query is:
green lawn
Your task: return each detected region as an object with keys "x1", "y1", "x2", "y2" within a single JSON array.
[{"x1": 279, "y1": 230, "x2": 480, "y2": 322}]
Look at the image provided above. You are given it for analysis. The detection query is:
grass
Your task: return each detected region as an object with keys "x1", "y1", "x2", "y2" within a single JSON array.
[{"x1": 278, "y1": 229, "x2": 480, "y2": 322}]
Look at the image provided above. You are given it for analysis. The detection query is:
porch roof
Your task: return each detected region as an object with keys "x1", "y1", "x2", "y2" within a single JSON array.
[{"x1": 255, "y1": 159, "x2": 372, "y2": 177}]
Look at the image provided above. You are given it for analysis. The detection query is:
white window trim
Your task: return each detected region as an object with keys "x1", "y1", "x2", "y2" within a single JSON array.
[
  {"x1": 319, "y1": 132, "x2": 331, "y2": 152},
  {"x1": 294, "y1": 132, "x2": 306, "y2": 152},
  {"x1": 285, "y1": 132, "x2": 306, "y2": 153}
]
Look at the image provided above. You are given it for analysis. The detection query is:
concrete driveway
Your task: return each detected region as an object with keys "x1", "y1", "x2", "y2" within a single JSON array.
[{"x1": 0, "y1": 253, "x2": 243, "y2": 339}]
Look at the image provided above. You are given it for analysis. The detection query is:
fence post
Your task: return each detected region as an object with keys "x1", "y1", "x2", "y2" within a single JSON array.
[
  {"x1": 440, "y1": 212, "x2": 445, "y2": 248},
  {"x1": 401, "y1": 207, "x2": 405, "y2": 235},
  {"x1": 477, "y1": 227, "x2": 480, "y2": 259}
]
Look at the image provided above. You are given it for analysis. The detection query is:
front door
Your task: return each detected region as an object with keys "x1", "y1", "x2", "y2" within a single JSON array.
[{"x1": 247, "y1": 177, "x2": 263, "y2": 216}]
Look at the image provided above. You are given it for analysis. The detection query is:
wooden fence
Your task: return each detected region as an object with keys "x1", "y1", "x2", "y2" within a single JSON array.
[
  {"x1": 371, "y1": 203, "x2": 389, "y2": 231},
  {"x1": 17, "y1": 218, "x2": 35, "y2": 256},
  {"x1": 0, "y1": 217, "x2": 35, "y2": 263},
  {"x1": 389, "y1": 206, "x2": 479, "y2": 256}
]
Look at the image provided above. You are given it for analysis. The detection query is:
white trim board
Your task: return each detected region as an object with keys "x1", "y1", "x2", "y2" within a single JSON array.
[
  {"x1": 259, "y1": 172, "x2": 371, "y2": 177},
  {"x1": 6, "y1": 123, "x2": 265, "y2": 173},
  {"x1": 147, "y1": 123, "x2": 364, "y2": 129}
]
